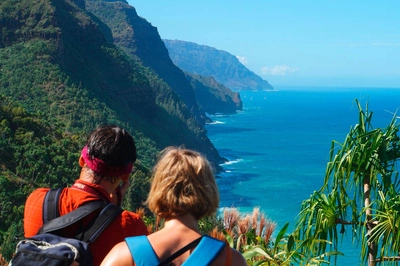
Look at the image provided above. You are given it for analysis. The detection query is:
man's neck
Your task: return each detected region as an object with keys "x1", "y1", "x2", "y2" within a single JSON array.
[{"x1": 78, "y1": 169, "x2": 119, "y2": 195}]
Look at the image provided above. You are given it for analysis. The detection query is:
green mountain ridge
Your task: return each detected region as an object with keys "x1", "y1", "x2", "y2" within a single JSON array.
[
  {"x1": 0, "y1": 0, "x2": 241, "y2": 258},
  {"x1": 85, "y1": 0, "x2": 206, "y2": 124},
  {"x1": 185, "y1": 72, "x2": 243, "y2": 114},
  {"x1": 164, "y1": 39, "x2": 274, "y2": 91},
  {"x1": 84, "y1": 0, "x2": 242, "y2": 120}
]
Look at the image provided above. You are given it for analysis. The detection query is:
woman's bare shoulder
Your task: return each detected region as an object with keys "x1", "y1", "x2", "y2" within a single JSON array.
[{"x1": 100, "y1": 241, "x2": 134, "y2": 266}]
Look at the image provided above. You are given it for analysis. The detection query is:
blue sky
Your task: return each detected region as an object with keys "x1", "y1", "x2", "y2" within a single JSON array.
[{"x1": 127, "y1": 0, "x2": 400, "y2": 88}]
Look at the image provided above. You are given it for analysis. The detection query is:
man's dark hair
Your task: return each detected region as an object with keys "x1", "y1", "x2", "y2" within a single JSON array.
[{"x1": 86, "y1": 125, "x2": 137, "y2": 167}]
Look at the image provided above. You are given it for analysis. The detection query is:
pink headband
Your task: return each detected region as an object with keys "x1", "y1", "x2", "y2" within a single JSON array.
[{"x1": 81, "y1": 146, "x2": 133, "y2": 176}]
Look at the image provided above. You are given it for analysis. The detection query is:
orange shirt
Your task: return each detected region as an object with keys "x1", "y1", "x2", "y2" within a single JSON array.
[{"x1": 24, "y1": 180, "x2": 148, "y2": 266}]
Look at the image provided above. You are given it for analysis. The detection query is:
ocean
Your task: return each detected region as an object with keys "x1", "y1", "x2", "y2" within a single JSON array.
[{"x1": 205, "y1": 86, "x2": 400, "y2": 265}]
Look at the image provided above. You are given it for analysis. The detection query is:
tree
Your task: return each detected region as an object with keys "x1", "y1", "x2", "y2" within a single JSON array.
[{"x1": 294, "y1": 100, "x2": 400, "y2": 265}]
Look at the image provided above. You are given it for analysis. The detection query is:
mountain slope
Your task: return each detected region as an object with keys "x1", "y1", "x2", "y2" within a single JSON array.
[
  {"x1": 164, "y1": 39, "x2": 273, "y2": 91},
  {"x1": 0, "y1": 0, "x2": 224, "y2": 258},
  {"x1": 85, "y1": 0, "x2": 207, "y2": 124},
  {"x1": 185, "y1": 72, "x2": 243, "y2": 114},
  {"x1": 0, "y1": 0, "x2": 223, "y2": 164}
]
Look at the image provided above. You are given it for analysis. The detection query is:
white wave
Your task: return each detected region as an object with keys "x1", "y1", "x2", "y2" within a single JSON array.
[
  {"x1": 221, "y1": 159, "x2": 243, "y2": 165},
  {"x1": 206, "y1": 113, "x2": 229, "y2": 120},
  {"x1": 208, "y1": 120, "x2": 225, "y2": 125}
]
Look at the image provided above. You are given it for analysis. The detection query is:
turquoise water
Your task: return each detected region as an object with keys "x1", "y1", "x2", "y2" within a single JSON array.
[{"x1": 206, "y1": 86, "x2": 400, "y2": 265}]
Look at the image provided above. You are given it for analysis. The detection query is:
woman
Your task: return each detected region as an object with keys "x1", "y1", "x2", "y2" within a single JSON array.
[{"x1": 101, "y1": 147, "x2": 247, "y2": 266}]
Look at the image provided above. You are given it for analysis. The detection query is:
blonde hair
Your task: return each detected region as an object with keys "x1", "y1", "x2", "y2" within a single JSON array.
[{"x1": 146, "y1": 147, "x2": 219, "y2": 220}]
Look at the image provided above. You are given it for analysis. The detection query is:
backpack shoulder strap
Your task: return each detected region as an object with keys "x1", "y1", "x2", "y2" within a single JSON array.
[
  {"x1": 183, "y1": 235, "x2": 226, "y2": 266},
  {"x1": 125, "y1": 236, "x2": 159, "y2": 266},
  {"x1": 39, "y1": 200, "x2": 107, "y2": 235},
  {"x1": 39, "y1": 188, "x2": 122, "y2": 243},
  {"x1": 83, "y1": 203, "x2": 123, "y2": 243},
  {"x1": 158, "y1": 237, "x2": 202, "y2": 266},
  {"x1": 42, "y1": 188, "x2": 63, "y2": 223}
]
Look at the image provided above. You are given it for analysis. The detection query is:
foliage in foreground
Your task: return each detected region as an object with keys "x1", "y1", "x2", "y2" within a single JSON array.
[
  {"x1": 138, "y1": 207, "x2": 341, "y2": 266},
  {"x1": 293, "y1": 100, "x2": 400, "y2": 265}
]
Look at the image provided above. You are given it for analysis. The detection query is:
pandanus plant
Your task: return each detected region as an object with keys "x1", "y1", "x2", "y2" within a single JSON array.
[{"x1": 293, "y1": 99, "x2": 400, "y2": 265}]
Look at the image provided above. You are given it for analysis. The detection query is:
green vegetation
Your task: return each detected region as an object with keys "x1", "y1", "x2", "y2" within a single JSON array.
[
  {"x1": 0, "y1": 0, "x2": 223, "y2": 260},
  {"x1": 0, "y1": 96, "x2": 82, "y2": 258},
  {"x1": 1, "y1": 0, "x2": 399, "y2": 264},
  {"x1": 193, "y1": 100, "x2": 399, "y2": 265},
  {"x1": 293, "y1": 100, "x2": 400, "y2": 265}
]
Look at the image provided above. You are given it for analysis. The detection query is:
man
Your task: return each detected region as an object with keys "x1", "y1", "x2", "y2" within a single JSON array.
[{"x1": 24, "y1": 125, "x2": 148, "y2": 265}]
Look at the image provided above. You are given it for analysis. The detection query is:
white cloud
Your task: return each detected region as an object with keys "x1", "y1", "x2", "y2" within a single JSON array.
[
  {"x1": 261, "y1": 65, "x2": 300, "y2": 76},
  {"x1": 236, "y1": 55, "x2": 248, "y2": 65}
]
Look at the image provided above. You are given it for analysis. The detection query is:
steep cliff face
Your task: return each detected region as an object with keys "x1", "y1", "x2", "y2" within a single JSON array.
[
  {"x1": 185, "y1": 72, "x2": 243, "y2": 114},
  {"x1": 164, "y1": 39, "x2": 274, "y2": 91},
  {"x1": 0, "y1": 0, "x2": 229, "y2": 258},
  {"x1": 85, "y1": 0, "x2": 207, "y2": 124},
  {"x1": 0, "y1": 0, "x2": 224, "y2": 167}
]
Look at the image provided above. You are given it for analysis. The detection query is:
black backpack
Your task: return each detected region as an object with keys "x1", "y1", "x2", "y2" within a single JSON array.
[{"x1": 10, "y1": 188, "x2": 122, "y2": 266}]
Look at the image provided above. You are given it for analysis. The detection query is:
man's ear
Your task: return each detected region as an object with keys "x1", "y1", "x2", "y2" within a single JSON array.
[
  {"x1": 79, "y1": 156, "x2": 85, "y2": 167},
  {"x1": 120, "y1": 173, "x2": 130, "y2": 182}
]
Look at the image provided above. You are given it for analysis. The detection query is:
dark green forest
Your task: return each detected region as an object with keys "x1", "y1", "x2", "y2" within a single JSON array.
[{"x1": 0, "y1": 0, "x2": 240, "y2": 259}]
